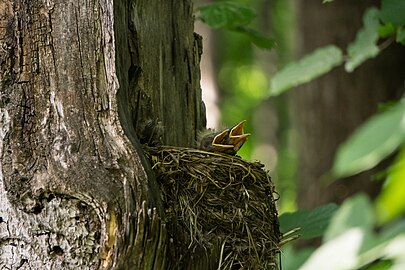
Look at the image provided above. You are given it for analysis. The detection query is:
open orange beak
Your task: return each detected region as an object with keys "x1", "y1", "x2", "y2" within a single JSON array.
[
  {"x1": 199, "y1": 120, "x2": 250, "y2": 155},
  {"x1": 211, "y1": 129, "x2": 234, "y2": 152},
  {"x1": 228, "y1": 120, "x2": 250, "y2": 152}
]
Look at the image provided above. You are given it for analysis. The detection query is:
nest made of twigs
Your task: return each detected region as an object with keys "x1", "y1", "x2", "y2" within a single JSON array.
[{"x1": 144, "y1": 146, "x2": 281, "y2": 269}]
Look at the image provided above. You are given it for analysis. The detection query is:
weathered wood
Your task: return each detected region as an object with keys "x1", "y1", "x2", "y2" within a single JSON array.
[
  {"x1": 0, "y1": 0, "x2": 203, "y2": 269},
  {"x1": 116, "y1": 0, "x2": 204, "y2": 147}
]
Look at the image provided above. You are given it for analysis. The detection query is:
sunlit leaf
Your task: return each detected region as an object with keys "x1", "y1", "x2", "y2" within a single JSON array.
[
  {"x1": 325, "y1": 194, "x2": 374, "y2": 241},
  {"x1": 381, "y1": 236, "x2": 405, "y2": 265},
  {"x1": 302, "y1": 229, "x2": 405, "y2": 270},
  {"x1": 381, "y1": 0, "x2": 405, "y2": 26},
  {"x1": 333, "y1": 102, "x2": 405, "y2": 178},
  {"x1": 345, "y1": 8, "x2": 380, "y2": 72},
  {"x1": 301, "y1": 199, "x2": 405, "y2": 270},
  {"x1": 378, "y1": 23, "x2": 396, "y2": 38},
  {"x1": 279, "y1": 203, "x2": 338, "y2": 240},
  {"x1": 301, "y1": 228, "x2": 365, "y2": 270},
  {"x1": 357, "y1": 233, "x2": 405, "y2": 269},
  {"x1": 198, "y1": 2, "x2": 255, "y2": 29},
  {"x1": 376, "y1": 146, "x2": 405, "y2": 224},
  {"x1": 322, "y1": 0, "x2": 334, "y2": 3},
  {"x1": 269, "y1": 45, "x2": 343, "y2": 96},
  {"x1": 302, "y1": 195, "x2": 378, "y2": 269}
]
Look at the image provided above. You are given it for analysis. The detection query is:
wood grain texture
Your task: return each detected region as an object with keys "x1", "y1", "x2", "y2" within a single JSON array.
[{"x1": 0, "y1": 0, "x2": 203, "y2": 268}]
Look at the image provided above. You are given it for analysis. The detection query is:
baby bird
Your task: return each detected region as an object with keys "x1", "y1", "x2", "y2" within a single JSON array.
[{"x1": 198, "y1": 120, "x2": 250, "y2": 155}]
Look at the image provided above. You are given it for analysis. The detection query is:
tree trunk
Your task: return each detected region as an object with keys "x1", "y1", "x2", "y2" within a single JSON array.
[
  {"x1": 0, "y1": 0, "x2": 203, "y2": 269},
  {"x1": 293, "y1": 0, "x2": 405, "y2": 209}
]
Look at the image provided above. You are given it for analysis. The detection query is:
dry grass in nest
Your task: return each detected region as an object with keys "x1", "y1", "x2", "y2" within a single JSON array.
[{"x1": 144, "y1": 146, "x2": 281, "y2": 269}]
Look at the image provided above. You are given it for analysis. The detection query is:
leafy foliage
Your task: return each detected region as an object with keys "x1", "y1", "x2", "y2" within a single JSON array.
[
  {"x1": 267, "y1": 1, "x2": 405, "y2": 268},
  {"x1": 380, "y1": 0, "x2": 405, "y2": 26},
  {"x1": 281, "y1": 246, "x2": 315, "y2": 270},
  {"x1": 197, "y1": 1, "x2": 275, "y2": 49},
  {"x1": 378, "y1": 22, "x2": 396, "y2": 38},
  {"x1": 270, "y1": 3, "x2": 405, "y2": 94},
  {"x1": 397, "y1": 27, "x2": 405, "y2": 44},
  {"x1": 279, "y1": 203, "x2": 339, "y2": 240},
  {"x1": 285, "y1": 194, "x2": 405, "y2": 270},
  {"x1": 333, "y1": 101, "x2": 405, "y2": 178},
  {"x1": 198, "y1": 1, "x2": 405, "y2": 268},
  {"x1": 270, "y1": 45, "x2": 343, "y2": 96},
  {"x1": 376, "y1": 146, "x2": 405, "y2": 224},
  {"x1": 324, "y1": 195, "x2": 373, "y2": 241},
  {"x1": 198, "y1": 1, "x2": 255, "y2": 29},
  {"x1": 345, "y1": 7, "x2": 380, "y2": 72},
  {"x1": 232, "y1": 26, "x2": 275, "y2": 49}
]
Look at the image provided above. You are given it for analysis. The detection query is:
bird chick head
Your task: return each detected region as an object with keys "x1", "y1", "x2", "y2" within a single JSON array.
[
  {"x1": 228, "y1": 120, "x2": 250, "y2": 152},
  {"x1": 198, "y1": 120, "x2": 250, "y2": 155},
  {"x1": 198, "y1": 128, "x2": 234, "y2": 153}
]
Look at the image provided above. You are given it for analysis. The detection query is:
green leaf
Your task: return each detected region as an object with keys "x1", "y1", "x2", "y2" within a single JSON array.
[
  {"x1": 302, "y1": 195, "x2": 374, "y2": 269},
  {"x1": 378, "y1": 23, "x2": 396, "y2": 38},
  {"x1": 379, "y1": 220, "x2": 405, "y2": 244},
  {"x1": 301, "y1": 228, "x2": 365, "y2": 270},
  {"x1": 300, "y1": 195, "x2": 405, "y2": 270},
  {"x1": 364, "y1": 260, "x2": 393, "y2": 270},
  {"x1": 325, "y1": 194, "x2": 374, "y2": 241},
  {"x1": 197, "y1": 2, "x2": 274, "y2": 50},
  {"x1": 396, "y1": 26, "x2": 405, "y2": 45},
  {"x1": 355, "y1": 221, "x2": 405, "y2": 268},
  {"x1": 376, "y1": 146, "x2": 405, "y2": 224},
  {"x1": 322, "y1": 0, "x2": 334, "y2": 3},
  {"x1": 381, "y1": 0, "x2": 405, "y2": 26},
  {"x1": 333, "y1": 102, "x2": 405, "y2": 178},
  {"x1": 345, "y1": 7, "x2": 380, "y2": 72},
  {"x1": 281, "y1": 246, "x2": 315, "y2": 270},
  {"x1": 269, "y1": 45, "x2": 343, "y2": 96},
  {"x1": 198, "y1": 2, "x2": 255, "y2": 29},
  {"x1": 279, "y1": 203, "x2": 339, "y2": 240},
  {"x1": 233, "y1": 26, "x2": 275, "y2": 49}
]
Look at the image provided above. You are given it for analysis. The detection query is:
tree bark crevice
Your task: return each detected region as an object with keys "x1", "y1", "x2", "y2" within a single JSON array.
[{"x1": 1, "y1": 0, "x2": 205, "y2": 268}]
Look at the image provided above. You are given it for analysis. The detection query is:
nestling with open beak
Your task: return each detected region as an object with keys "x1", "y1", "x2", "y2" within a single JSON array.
[{"x1": 198, "y1": 120, "x2": 250, "y2": 155}]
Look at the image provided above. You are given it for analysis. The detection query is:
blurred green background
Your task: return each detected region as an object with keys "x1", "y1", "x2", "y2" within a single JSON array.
[{"x1": 195, "y1": 0, "x2": 405, "y2": 269}]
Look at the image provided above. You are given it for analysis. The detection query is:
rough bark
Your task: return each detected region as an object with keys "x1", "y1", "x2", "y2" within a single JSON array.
[
  {"x1": 293, "y1": 0, "x2": 405, "y2": 209},
  {"x1": 0, "y1": 0, "x2": 202, "y2": 269}
]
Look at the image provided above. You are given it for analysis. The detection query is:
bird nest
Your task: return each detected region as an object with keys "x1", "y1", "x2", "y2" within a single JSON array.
[{"x1": 144, "y1": 146, "x2": 281, "y2": 269}]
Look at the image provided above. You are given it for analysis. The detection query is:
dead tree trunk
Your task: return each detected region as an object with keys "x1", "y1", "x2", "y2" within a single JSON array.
[{"x1": 0, "y1": 0, "x2": 203, "y2": 269}]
